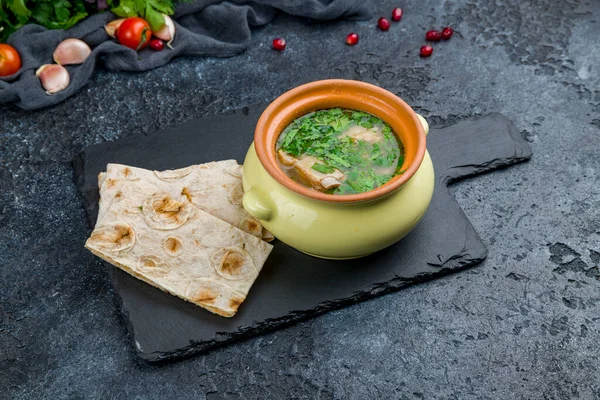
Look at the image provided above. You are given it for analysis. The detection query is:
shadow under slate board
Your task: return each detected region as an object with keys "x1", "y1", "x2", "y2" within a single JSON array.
[{"x1": 73, "y1": 105, "x2": 532, "y2": 362}]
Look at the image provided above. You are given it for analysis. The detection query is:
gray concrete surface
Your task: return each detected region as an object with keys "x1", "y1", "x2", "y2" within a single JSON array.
[{"x1": 1, "y1": 0, "x2": 599, "y2": 398}]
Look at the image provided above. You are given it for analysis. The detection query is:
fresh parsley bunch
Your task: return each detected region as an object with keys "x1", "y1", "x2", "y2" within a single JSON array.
[{"x1": 0, "y1": 0, "x2": 187, "y2": 42}]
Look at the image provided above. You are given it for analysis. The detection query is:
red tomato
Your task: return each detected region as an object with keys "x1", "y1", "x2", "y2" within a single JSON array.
[
  {"x1": 116, "y1": 18, "x2": 151, "y2": 50},
  {"x1": 0, "y1": 44, "x2": 22, "y2": 77}
]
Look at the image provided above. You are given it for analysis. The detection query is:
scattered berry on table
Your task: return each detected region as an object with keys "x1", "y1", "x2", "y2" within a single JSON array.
[
  {"x1": 272, "y1": 38, "x2": 286, "y2": 51},
  {"x1": 378, "y1": 17, "x2": 391, "y2": 31},
  {"x1": 425, "y1": 30, "x2": 442, "y2": 41},
  {"x1": 420, "y1": 45, "x2": 433, "y2": 57},
  {"x1": 441, "y1": 26, "x2": 454, "y2": 40},
  {"x1": 346, "y1": 33, "x2": 359, "y2": 45}
]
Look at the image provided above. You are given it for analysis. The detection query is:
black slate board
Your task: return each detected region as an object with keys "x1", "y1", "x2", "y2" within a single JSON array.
[{"x1": 73, "y1": 106, "x2": 532, "y2": 362}]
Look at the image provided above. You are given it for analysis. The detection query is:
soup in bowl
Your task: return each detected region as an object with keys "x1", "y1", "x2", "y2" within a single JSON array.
[
  {"x1": 276, "y1": 108, "x2": 404, "y2": 195},
  {"x1": 242, "y1": 79, "x2": 434, "y2": 259}
]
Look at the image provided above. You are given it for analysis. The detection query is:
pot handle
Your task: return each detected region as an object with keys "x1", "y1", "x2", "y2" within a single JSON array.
[
  {"x1": 243, "y1": 189, "x2": 274, "y2": 221},
  {"x1": 416, "y1": 114, "x2": 429, "y2": 136}
]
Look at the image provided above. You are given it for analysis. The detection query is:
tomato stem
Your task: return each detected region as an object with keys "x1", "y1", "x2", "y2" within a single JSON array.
[{"x1": 137, "y1": 28, "x2": 150, "y2": 52}]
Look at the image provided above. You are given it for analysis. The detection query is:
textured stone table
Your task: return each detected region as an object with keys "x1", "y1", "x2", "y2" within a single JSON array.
[{"x1": 1, "y1": 0, "x2": 599, "y2": 398}]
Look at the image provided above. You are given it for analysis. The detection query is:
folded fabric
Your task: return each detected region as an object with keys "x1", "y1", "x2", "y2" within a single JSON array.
[{"x1": 0, "y1": 0, "x2": 372, "y2": 110}]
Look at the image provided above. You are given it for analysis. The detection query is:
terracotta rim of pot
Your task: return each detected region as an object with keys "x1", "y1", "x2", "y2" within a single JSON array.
[{"x1": 254, "y1": 79, "x2": 426, "y2": 203}]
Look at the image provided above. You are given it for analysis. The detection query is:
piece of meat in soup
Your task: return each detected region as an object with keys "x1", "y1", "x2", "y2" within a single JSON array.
[{"x1": 277, "y1": 151, "x2": 345, "y2": 191}]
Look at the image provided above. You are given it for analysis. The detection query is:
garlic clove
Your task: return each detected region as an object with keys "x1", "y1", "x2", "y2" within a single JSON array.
[
  {"x1": 105, "y1": 18, "x2": 126, "y2": 38},
  {"x1": 36, "y1": 64, "x2": 70, "y2": 95},
  {"x1": 153, "y1": 14, "x2": 175, "y2": 48},
  {"x1": 53, "y1": 38, "x2": 92, "y2": 65}
]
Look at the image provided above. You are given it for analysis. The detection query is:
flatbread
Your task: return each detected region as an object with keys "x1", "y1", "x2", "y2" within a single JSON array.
[
  {"x1": 101, "y1": 161, "x2": 272, "y2": 241},
  {"x1": 86, "y1": 163, "x2": 273, "y2": 317}
]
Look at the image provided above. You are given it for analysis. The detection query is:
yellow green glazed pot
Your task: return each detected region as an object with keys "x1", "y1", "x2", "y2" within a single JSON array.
[{"x1": 242, "y1": 80, "x2": 434, "y2": 259}]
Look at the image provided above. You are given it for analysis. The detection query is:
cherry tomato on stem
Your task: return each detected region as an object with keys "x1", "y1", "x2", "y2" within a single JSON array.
[{"x1": 117, "y1": 17, "x2": 151, "y2": 50}]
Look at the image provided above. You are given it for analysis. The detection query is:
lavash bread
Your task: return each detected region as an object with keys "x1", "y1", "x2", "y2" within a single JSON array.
[
  {"x1": 100, "y1": 161, "x2": 272, "y2": 241},
  {"x1": 86, "y1": 162, "x2": 273, "y2": 317}
]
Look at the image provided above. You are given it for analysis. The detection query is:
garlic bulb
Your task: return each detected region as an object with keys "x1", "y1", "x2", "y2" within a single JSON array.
[
  {"x1": 153, "y1": 14, "x2": 175, "y2": 48},
  {"x1": 53, "y1": 38, "x2": 91, "y2": 65},
  {"x1": 36, "y1": 64, "x2": 70, "y2": 95}
]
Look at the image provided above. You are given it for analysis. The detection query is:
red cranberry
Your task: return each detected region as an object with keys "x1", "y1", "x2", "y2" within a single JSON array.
[
  {"x1": 441, "y1": 26, "x2": 453, "y2": 40},
  {"x1": 346, "y1": 33, "x2": 359, "y2": 46},
  {"x1": 425, "y1": 30, "x2": 442, "y2": 41},
  {"x1": 420, "y1": 45, "x2": 433, "y2": 57},
  {"x1": 391, "y1": 8, "x2": 403, "y2": 21},
  {"x1": 378, "y1": 17, "x2": 391, "y2": 31},
  {"x1": 149, "y1": 38, "x2": 164, "y2": 51},
  {"x1": 272, "y1": 38, "x2": 286, "y2": 51}
]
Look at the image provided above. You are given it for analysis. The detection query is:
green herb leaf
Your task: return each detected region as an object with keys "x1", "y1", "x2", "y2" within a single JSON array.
[
  {"x1": 352, "y1": 111, "x2": 369, "y2": 119},
  {"x1": 147, "y1": 0, "x2": 175, "y2": 14},
  {"x1": 375, "y1": 174, "x2": 393, "y2": 186},
  {"x1": 112, "y1": 2, "x2": 137, "y2": 17},
  {"x1": 311, "y1": 163, "x2": 335, "y2": 174},
  {"x1": 144, "y1": 2, "x2": 165, "y2": 32},
  {"x1": 52, "y1": 0, "x2": 70, "y2": 21},
  {"x1": 282, "y1": 128, "x2": 298, "y2": 147},
  {"x1": 325, "y1": 153, "x2": 351, "y2": 168},
  {"x1": 396, "y1": 155, "x2": 404, "y2": 167},
  {"x1": 30, "y1": 1, "x2": 88, "y2": 30},
  {"x1": 29, "y1": 2, "x2": 53, "y2": 26},
  {"x1": 7, "y1": 0, "x2": 31, "y2": 20}
]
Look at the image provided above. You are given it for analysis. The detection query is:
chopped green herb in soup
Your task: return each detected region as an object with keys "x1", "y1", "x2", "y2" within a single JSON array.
[{"x1": 276, "y1": 108, "x2": 405, "y2": 195}]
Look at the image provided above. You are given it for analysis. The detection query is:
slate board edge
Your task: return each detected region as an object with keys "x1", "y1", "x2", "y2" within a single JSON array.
[
  {"x1": 72, "y1": 151, "x2": 92, "y2": 226},
  {"x1": 71, "y1": 111, "x2": 533, "y2": 363},
  {"x1": 442, "y1": 113, "x2": 533, "y2": 185},
  {"x1": 122, "y1": 256, "x2": 486, "y2": 363}
]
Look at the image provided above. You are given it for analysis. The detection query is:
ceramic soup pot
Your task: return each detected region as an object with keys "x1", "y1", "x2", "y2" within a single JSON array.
[{"x1": 242, "y1": 79, "x2": 434, "y2": 259}]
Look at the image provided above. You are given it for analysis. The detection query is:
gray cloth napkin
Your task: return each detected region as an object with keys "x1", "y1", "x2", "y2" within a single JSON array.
[{"x1": 0, "y1": 0, "x2": 371, "y2": 110}]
